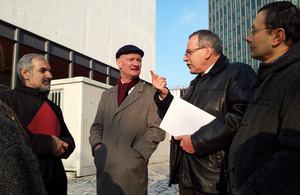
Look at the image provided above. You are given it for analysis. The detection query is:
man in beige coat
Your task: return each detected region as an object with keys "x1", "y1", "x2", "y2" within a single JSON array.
[{"x1": 89, "y1": 45, "x2": 165, "y2": 195}]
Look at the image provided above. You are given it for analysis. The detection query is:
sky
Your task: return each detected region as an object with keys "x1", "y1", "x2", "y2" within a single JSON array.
[{"x1": 155, "y1": 0, "x2": 209, "y2": 88}]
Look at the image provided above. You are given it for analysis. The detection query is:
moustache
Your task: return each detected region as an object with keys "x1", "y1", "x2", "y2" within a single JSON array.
[{"x1": 42, "y1": 79, "x2": 51, "y2": 84}]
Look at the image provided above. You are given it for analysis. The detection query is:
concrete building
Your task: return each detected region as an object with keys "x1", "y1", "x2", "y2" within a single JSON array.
[
  {"x1": 209, "y1": 0, "x2": 300, "y2": 71},
  {"x1": 0, "y1": 0, "x2": 169, "y2": 177},
  {"x1": 169, "y1": 86, "x2": 187, "y2": 98}
]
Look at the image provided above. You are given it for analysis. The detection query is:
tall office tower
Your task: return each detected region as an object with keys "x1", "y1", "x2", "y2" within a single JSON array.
[{"x1": 209, "y1": 0, "x2": 300, "y2": 71}]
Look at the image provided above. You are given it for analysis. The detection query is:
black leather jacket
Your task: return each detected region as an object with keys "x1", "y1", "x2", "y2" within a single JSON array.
[{"x1": 155, "y1": 54, "x2": 256, "y2": 194}]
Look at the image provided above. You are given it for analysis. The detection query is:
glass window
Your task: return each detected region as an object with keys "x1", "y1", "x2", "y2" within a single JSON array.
[
  {"x1": 0, "y1": 37, "x2": 14, "y2": 88},
  {"x1": 252, "y1": 0, "x2": 256, "y2": 12},
  {"x1": 258, "y1": 0, "x2": 261, "y2": 8},
  {"x1": 110, "y1": 77, "x2": 118, "y2": 86},
  {"x1": 73, "y1": 64, "x2": 90, "y2": 78},
  {"x1": 233, "y1": 0, "x2": 235, "y2": 12},
  {"x1": 93, "y1": 71, "x2": 107, "y2": 83},
  {"x1": 49, "y1": 55, "x2": 69, "y2": 80}
]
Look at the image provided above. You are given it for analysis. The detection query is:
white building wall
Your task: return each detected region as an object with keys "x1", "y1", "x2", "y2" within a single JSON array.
[
  {"x1": 0, "y1": 0, "x2": 164, "y2": 177},
  {"x1": 0, "y1": 0, "x2": 155, "y2": 82},
  {"x1": 170, "y1": 88, "x2": 182, "y2": 98}
]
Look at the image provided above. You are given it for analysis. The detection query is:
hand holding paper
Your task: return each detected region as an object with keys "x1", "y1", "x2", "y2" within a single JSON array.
[{"x1": 174, "y1": 135, "x2": 195, "y2": 154}]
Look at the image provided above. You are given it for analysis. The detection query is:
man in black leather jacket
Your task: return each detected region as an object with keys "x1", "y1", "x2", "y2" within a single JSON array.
[{"x1": 151, "y1": 30, "x2": 256, "y2": 194}]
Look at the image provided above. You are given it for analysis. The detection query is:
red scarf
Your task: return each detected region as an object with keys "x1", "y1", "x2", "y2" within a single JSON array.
[{"x1": 117, "y1": 77, "x2": 140, "y2": 106}]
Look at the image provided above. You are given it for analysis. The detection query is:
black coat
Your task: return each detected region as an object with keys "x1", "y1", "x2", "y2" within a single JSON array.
[
  {"x1": 155, "y1": 54, "x2": 256, "y2": 194},
  {"x1": 0, "y1": 81, "x2": 75, "y2": 195},
  {"x1": 228, "y1": 41, "x2": 300, "y2": 195}
]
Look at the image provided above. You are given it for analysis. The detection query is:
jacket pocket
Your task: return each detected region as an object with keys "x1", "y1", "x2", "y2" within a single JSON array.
[{"x1": 94, "y1": 145, "x2": 107, "y2": 175}]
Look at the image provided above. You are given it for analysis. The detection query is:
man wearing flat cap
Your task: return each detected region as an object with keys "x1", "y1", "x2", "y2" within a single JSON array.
[{"x1": 89, "y1": 44, "x2": 165, "y2": 195}]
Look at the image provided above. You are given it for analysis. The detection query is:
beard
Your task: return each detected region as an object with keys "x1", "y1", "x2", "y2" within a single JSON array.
[
  {"x1": 29, "y1": 77, "x2": 51, "y2": 92},
  {"x1": 37, "y1": 81, "x2": 51, "y2": 92}
]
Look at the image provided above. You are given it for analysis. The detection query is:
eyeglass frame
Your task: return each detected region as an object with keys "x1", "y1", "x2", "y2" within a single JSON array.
[
  {"x1": 184, "y1": 46, "x2": 206, "y2": 57},
  {"x1": 248, "y1": 28, "x2": 274, "y2": 37}
]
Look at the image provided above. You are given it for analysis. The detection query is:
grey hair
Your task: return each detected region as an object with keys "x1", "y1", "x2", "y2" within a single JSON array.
[
  {"x1": 17, "y1": 53, "x2": 47, "y2": 84},
  {"x1": 189, "y1": 30, "x2": 223, "y2": 55}
]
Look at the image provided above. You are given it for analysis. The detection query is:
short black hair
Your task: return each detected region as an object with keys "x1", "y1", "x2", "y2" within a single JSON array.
[{"x1": 259, "y1": 1, "x2": 300, "y2": 47}]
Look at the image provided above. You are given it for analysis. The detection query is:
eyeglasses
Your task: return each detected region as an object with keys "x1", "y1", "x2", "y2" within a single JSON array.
[
  {"x1": 248, "y1": 28, "x2": 274, "y2": 37},
  {"x1": 185, "y1": 47, "x2": 206, "y2": 57}
]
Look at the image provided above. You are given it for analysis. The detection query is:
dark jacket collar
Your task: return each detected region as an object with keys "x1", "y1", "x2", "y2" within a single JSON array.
[
  {"x1": 15, "y1": 78, "x2": 49, "y2": 99},
  {"x1": 257, "y1": 41, "x2": 300, "y2": 82},
  {"x1": 190, "y1": 54, "x2": 229, "y2": 85},
  {"x1": 207, "y1": 54, "x2": 229, "y2": 75}
]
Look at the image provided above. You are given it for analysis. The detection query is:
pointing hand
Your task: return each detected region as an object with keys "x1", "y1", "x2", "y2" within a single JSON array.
[{"x1": 150, "y1": 70, "x2": 169, "y2": 99}]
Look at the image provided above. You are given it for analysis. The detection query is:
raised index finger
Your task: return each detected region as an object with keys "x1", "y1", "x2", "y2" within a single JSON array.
[{"x1": 150, "y1": 70, "x2": 158, "y2": 79}]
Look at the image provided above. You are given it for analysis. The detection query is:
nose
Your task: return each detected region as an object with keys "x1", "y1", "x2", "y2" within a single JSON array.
[
  {"x1": 246, "y1": 36, "x2": 251, "y2": 43},
  {"x1": 46, "y1": 71, "x2": 53, "y2": 80},
  {"x1": 183, "y1": 55, "x2": 188, "y2": 62}
]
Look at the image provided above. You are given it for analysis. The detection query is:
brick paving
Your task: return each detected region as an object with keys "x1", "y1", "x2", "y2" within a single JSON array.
[{"x1": 67, "y1": 162, "x2": 179, "y2": 195}]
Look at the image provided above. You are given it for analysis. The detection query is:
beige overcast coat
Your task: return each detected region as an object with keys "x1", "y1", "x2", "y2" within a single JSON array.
[{"x1": 89, "y1": 81, "x2": 165, "y2": 195}]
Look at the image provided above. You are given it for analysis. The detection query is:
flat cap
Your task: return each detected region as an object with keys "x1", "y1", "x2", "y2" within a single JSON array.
[{"x1": 116, "y1": 44, "x2": 144, "y2": 59}]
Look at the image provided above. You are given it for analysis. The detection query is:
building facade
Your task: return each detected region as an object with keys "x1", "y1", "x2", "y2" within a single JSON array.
[
  {"x1": 209, "y1": 0, "x2": 300, "y2": 71},
  {"x1": 0, "y1": 0, "x2": 170, "y2": 177},
  {"x1": 170, "y1": 86, "x2": 187, "y2": 98},
  {"x1": 0, "y1": 0, "x2": 156, "y2": 88}
]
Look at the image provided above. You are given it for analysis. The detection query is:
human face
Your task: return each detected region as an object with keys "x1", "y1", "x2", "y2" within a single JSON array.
[
  {"x1": 116, "y1": 53, "x2": 142, "y2": 83},
  {"x1": 24, "y1": 57, "x2": 52, "y2": 92},
  {"x1": 183, "y1": 35, "x2": 208, "y2": 74},
  {"x1": 246, "y1": 11, "x2": 274, "y2": 62}
]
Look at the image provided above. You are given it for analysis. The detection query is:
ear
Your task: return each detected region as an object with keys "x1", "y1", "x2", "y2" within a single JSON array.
[
  {"x1": 116, "y1": 58, "x2": 122, "y2": 69},
  {"x1": 272, "y1": 28, "x2": 286, "y2": 47},
  {"x1": 21, "y1": 69, "x2": 30, "y2": 81},
  {"x1": 204, "y1": 46, "x2": 213, "y2": 60}
]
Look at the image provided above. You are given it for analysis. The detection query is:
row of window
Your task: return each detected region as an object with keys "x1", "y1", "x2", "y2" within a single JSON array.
[
  {"x1": 0, "y1": 19, "x2": 120, "y2": 89},
  {"x1": 208, "y1": 0, "x2": 300, "y2": 71}
]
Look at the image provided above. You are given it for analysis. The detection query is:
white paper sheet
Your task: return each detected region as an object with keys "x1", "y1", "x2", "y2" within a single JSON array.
[{"x1": 160, "y1": 97, "x2": 216, "y2": 136}]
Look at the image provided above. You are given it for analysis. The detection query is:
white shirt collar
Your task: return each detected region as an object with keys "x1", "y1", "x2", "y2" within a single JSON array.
[{"x1": 202, "y1": 63, "x2": 215, "y2": 76}]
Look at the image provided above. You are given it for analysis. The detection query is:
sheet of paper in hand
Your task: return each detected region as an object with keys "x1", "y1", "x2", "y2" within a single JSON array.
[{"x1": 160, "y1": 96, "x2": 215, "y2": 136}]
